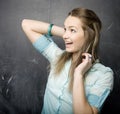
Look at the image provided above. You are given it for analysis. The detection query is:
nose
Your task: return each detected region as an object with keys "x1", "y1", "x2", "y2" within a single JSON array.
[{"x1": 63, "y1": 31, "x2": 70, "y2": 39}]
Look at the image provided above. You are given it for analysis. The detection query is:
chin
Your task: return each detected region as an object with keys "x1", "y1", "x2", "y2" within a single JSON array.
[
  {"x1": 65, "y1": 49, "x2": 73, "y2": 53},
  {"x1": 66, "y1": 48, "x2": 76, "y2": 53}
]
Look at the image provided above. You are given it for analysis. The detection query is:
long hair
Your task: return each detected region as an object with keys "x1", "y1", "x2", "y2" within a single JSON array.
[{"x1": 55, "y1": 8, "x2": 102, "y2": 91}]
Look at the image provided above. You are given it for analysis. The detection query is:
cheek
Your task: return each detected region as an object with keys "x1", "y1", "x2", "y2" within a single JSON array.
[
  {"x1": 74, "y1": 34, "x2": 84, "y2": 44},
  {"x1": 74, "y1": 35, "x2": 85, "y2": 49}
]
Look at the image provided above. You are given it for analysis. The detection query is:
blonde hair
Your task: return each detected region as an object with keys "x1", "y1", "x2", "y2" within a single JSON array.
[{"x1": 55, "y1": 8, "x2": 102, "y2": 91}]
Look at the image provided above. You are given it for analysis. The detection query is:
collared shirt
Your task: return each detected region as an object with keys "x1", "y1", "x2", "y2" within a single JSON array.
[{"x1": 33, "y1": 34, "x2": 114, "y2": 114}]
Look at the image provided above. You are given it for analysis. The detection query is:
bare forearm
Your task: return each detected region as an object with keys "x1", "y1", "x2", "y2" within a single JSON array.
[
  {"x1": 73, "y1": 76, "x2": 96, "y2": 114},
  {"x1": 21, "y1": 19, "x2": 64, "y2": 43}
]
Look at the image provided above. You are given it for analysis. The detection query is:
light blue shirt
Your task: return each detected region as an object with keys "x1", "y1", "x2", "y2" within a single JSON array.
[{"x1": 33, "y1": 34, "x2": 114, "y2": 114}]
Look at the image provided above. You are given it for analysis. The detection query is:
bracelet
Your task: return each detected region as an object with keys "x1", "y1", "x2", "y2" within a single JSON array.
[{"x1": 47, "y1": 24, "x2": 54, "y2": 36}]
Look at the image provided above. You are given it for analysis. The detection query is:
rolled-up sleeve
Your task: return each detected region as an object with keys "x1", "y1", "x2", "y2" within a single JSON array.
[
  {"x1": 32, "y1": 34, "x2": 63, "y2": 63},
  {"x1": 33, "y1": 34, "x2": 53, "y2": 53},
  {"x1": 86, "y1": 65, "x2": 114, "y2": 111}
]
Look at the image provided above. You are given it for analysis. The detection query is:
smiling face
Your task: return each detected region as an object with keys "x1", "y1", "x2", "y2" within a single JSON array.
[{"x1": 63, "y1": 16, "x2": 85, "y2": 54}]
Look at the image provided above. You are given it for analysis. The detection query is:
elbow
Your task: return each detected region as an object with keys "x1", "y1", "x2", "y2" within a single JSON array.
[
  {"x1": 21, "y1": 19, "x2": 26, "y2": 28},
  {"x1": 21, "y1": 19, "x2": 30, "y2": 31}
]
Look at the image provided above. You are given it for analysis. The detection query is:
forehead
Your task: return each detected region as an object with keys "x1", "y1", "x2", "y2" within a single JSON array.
[{"x1": 64, "y1": 16, "x2": 83, "y2": 27}]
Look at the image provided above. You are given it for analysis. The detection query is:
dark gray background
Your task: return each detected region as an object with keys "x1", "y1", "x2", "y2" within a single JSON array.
[{"x1": 0, "y1": 0, "x2": 120, "y2": 114}]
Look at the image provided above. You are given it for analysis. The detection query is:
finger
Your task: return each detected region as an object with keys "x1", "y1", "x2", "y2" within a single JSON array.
[
  {"x1": 88, "y1": 54, "x2": 92, "y2": 60},
  {"x1": 82, "y1": 53, "x2": 92, "y2": 59},
  {"x1": 82, "y1": 53, "x2": 92, "y2": 61}
]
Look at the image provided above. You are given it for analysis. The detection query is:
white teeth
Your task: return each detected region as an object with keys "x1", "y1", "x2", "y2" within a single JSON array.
[{"x1": 66, "y1": 42, "x2": 72, "y2": 44}]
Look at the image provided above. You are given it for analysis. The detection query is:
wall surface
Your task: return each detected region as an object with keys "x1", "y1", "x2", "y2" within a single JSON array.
[{"x1": 0, "y1": 0, "x2": 120, "y2": 114}]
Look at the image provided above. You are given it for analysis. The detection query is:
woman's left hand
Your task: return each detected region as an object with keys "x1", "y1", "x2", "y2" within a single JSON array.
[{"x1": 74, "y1": 53, "x2": 93, "y2": 78}]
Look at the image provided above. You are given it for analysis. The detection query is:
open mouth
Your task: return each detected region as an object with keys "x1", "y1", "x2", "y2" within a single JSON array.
[
  {"x1": 65, "y1": 42, "x2": 73, "y2": 45},
  {"x1": 65, "y1": 42, "x2": 73, "y2": 47}
]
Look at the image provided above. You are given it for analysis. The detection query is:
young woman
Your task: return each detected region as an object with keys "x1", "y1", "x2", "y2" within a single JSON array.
[{"x1": 21, "y1": 8, "x2": 114, "y2": 114}]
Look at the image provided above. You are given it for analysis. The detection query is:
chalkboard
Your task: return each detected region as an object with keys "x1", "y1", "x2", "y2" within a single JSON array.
[{"x1": 0, "y1": 0, "x2": 120, "y2": 114}]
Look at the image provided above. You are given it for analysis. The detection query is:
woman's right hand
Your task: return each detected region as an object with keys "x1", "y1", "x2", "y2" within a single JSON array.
[{"x1": 21, "y1": 19, "x2": 64, "y2": 43}]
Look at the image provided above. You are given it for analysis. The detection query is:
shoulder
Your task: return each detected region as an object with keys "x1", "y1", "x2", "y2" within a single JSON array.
[
  {"x1": 90, "y1": 61, "x2": 114, "y2": 76},
  {"x1": 86, "y1": 60, "x2": 114, "y2": 90}
]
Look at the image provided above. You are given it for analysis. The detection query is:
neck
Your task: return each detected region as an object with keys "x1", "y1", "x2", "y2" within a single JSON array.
[{"x1": 72, "y1": 52, "x2": 80, "y2": 63}]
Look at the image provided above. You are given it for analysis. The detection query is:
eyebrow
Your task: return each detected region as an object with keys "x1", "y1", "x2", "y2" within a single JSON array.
[{"x1": 64, "y1": 25, "x2": 77, "y2": 29}]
